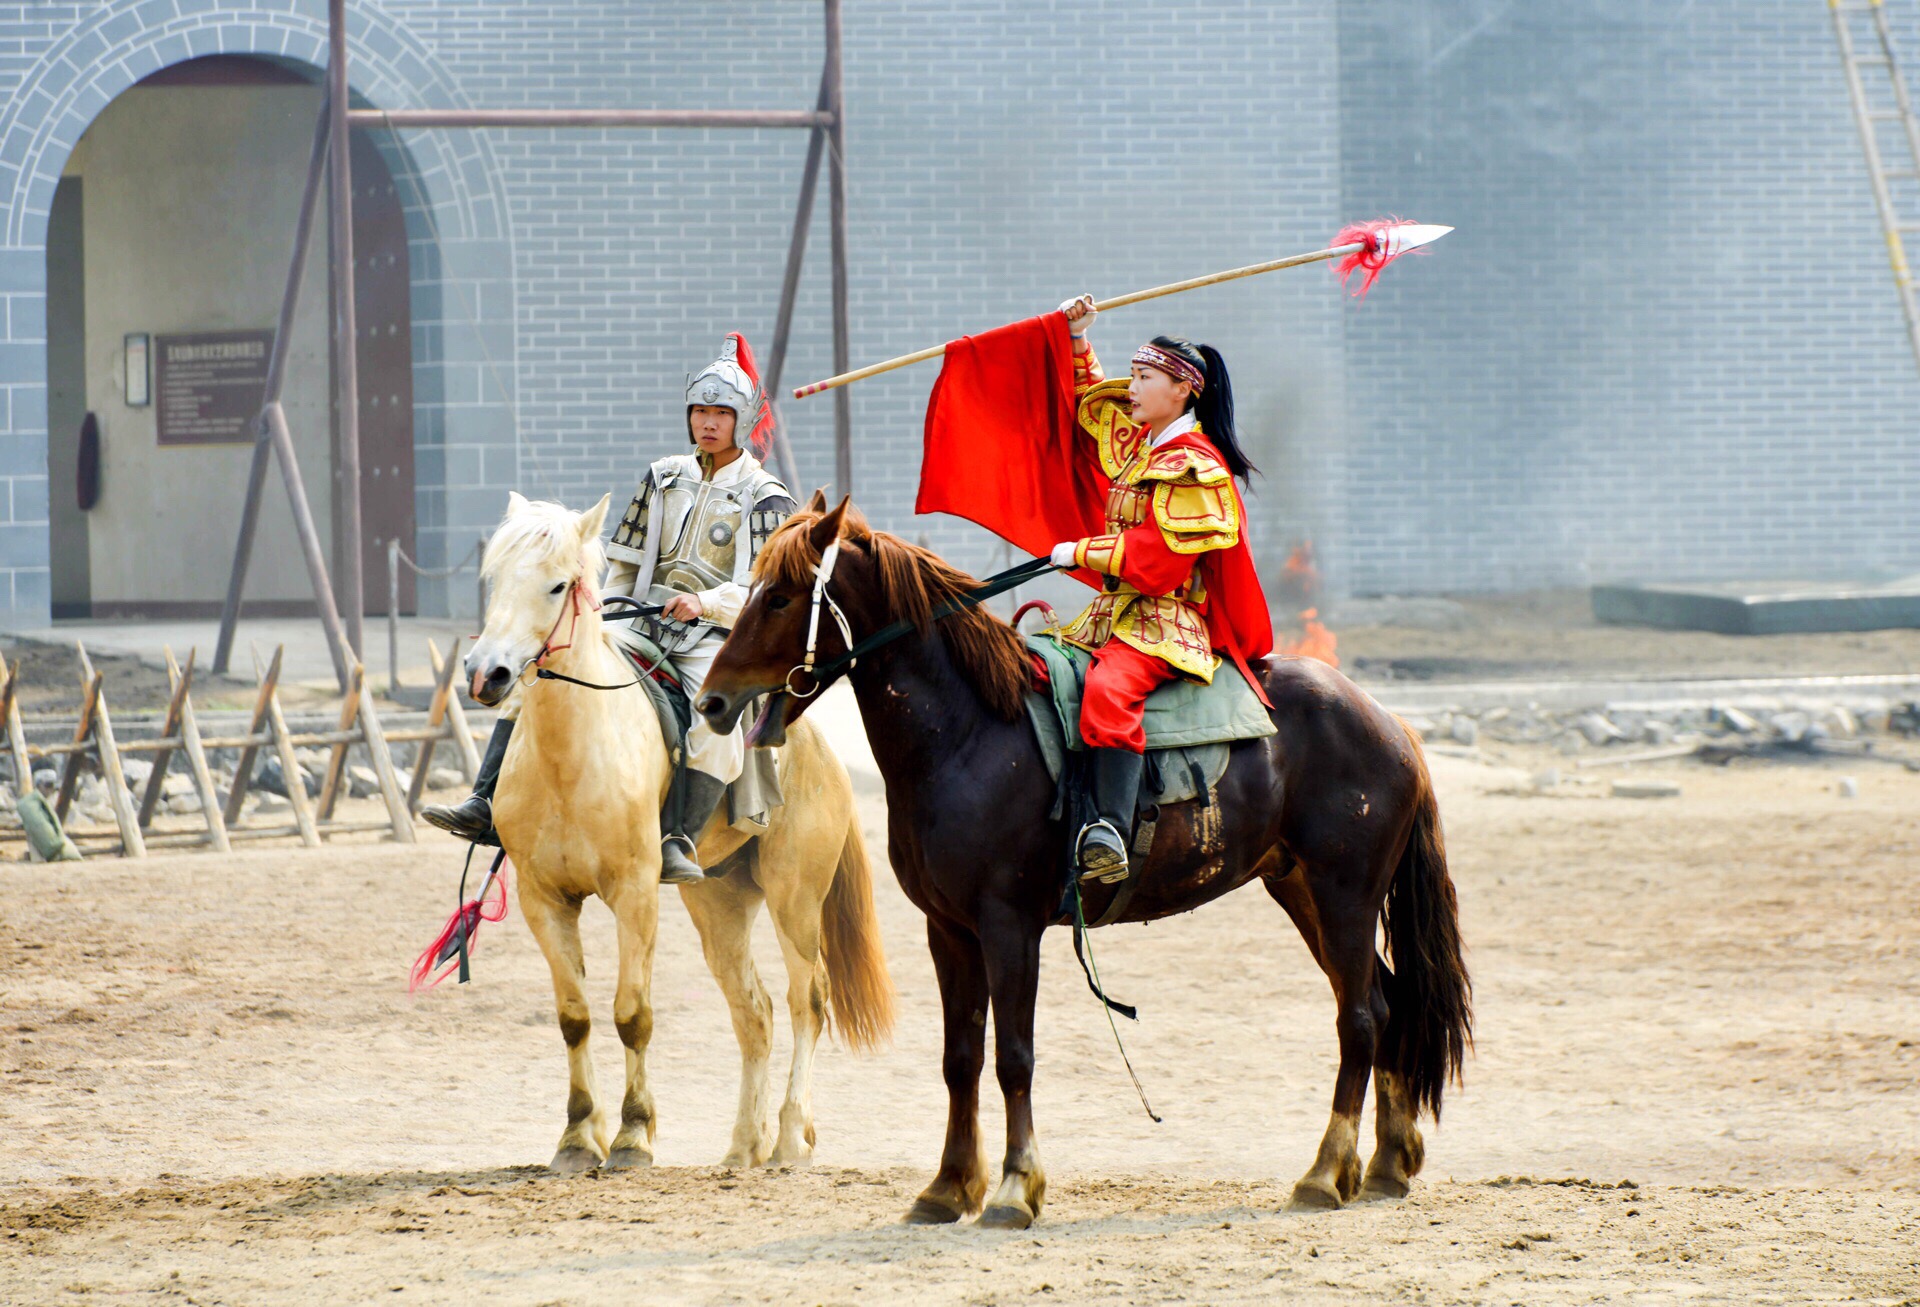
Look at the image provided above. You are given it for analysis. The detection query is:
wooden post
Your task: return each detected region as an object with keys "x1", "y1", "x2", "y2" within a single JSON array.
[
  {"x1": 824, "y1": 0, "x2": 853, "y2": 498},
  {"x1": 215, "y1": 95, "x2": 334, "y2": 678},
  {"x1": 329, "y1": 0, "x2": 366, "y2": 660},
  {"x1": 316, "y1": 663, "x2": 365, "y2": 820},
  {"x1": 136, "y1": 647, "x2": 195, "y2": 829},
  {"x1": 75, "y1": 645, "x2": 145, "y2": 859},
  {"x1": 405, "y1": 640, "x2": 462, "y2": 813},
  {"x1": 224, "y1": 646, "x2": 284, "y2": 828},
  {"x1": 261, "y1": 652, "x2": 322, "y2": 849},
  {"x1": 0, "y1": 660, "x2": 39, "y2": 863},
  {"x1": 168, "y1": 649, "x2": 231, "y2": 854},
  {"x1": 263, "y1": 403, "x2": 352, "y2": 693},
  {"x1": 0, "y1": 659, "x2": 27, "y2": 800},
  {"x1": 354, "y1": 676, "x2": 417, "y2": 843},
  {"x1": 54, "y1": 671, "x2": 100, "y2": 822},
  {"x1": 427, "y1": 639, "x2": 482, "y2": 781},
  {"x1": 760, "y1": 65, "x2": 831, "y2": 494}
]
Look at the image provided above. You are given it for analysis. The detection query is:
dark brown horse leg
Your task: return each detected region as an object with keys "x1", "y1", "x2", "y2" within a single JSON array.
[
  {"x1": 1289, "y1": 906, "x2": 1378, "y2": 1211},
  {"x1": 977, "y1": 908, "x2": 1047, "y2": 1229},
  {"x1": 905, "y1": 917, "x2": 991, "y2": 1224},
  {"x1": 1360, "y1": 1060, "x2": 1426, "y2": 1200},
  {"x1": 1356, "y1": 952, "x2": 1424, "y2": 1199}
]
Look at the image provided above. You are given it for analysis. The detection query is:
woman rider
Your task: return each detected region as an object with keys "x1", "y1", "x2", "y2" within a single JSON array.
[{"x1": 1046, "y1": 293, "x2": 1272, "y2": 886}]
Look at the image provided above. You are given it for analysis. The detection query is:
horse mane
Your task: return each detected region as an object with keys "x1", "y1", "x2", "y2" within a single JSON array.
[
  {"x1": 757, "y1": 506, "x2": 1031, "y2": 722},
  {"x1": 484, "y1": 497, "x2": 607, "y2": 586}
]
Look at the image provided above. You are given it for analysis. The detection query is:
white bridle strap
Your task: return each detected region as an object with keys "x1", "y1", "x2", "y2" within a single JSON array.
[{"x1": 802, "y1": 538, "x2": 857, "y2": 675}]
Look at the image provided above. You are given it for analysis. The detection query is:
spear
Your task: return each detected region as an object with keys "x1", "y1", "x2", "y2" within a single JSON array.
[{"x1": 791, "y1": 219, "x2": 1451, "y2": 399}]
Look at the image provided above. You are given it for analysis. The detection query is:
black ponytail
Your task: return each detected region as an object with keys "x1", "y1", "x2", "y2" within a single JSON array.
[{"x1": 1149, "y1": 335, "x2": 1258, "y2": 484}]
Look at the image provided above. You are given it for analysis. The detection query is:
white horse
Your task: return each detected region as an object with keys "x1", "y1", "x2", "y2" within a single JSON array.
[{"x1": 464, "y1": 492, "x2": 894, "y2": 1171}]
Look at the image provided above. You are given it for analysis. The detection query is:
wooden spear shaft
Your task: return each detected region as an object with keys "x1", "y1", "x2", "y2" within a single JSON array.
[{"x1": 790, "y1": 240, "x2": 1365, "y2": 399}]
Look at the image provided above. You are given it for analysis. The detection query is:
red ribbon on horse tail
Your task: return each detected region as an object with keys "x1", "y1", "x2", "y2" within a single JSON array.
[{"x1": 409, "y1": 852, "x2": 511, "y2": 993}]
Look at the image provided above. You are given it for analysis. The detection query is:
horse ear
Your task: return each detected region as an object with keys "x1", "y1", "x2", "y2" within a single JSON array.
[
  {"x1": 805, "y1": 487, "x2": 829, "y2": 514},
  {"x1": 577, "y1": 492, "x2": 612, "y2": 543},
  {"x1": 506, "y1": 490, "x2": 530, "y2": 517},
  {"x1": 807, "y1": 495, "x2": 851, "y2": 554}
]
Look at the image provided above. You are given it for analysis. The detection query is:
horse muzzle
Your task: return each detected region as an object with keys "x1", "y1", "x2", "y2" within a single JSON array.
[
  {"x1": 699, "y1": 688, "x2": 790, "y2": 749},
  {"x1": 467, "y1": 656, "x2": 516, "y2": 708}
]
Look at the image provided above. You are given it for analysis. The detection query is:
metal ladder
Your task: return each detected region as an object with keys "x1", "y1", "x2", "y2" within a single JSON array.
[{"x1": 1829, "y1": 0, "x2": 1920, "y2": 372}]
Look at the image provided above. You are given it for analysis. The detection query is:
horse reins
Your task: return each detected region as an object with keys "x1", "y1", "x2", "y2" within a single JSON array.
[
  {"x1": 518, "y1": 589, "x2": 712, "y2": 693},
  {"x1": 784, "y1": 552, "x2": 1060, "y2": 698}
]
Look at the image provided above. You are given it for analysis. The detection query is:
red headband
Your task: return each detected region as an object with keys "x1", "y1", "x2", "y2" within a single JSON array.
[{"x1": 1131, "y1": 343, "x2": 1204, "y2": 394}]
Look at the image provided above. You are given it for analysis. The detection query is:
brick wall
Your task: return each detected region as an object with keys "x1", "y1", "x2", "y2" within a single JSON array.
[
  {"x1": 1337, "y1": 0, "x2": 1920, "y2": 593},
  {"x1": 2, "y1": 0, "x2": 1908, "y2": 622}
]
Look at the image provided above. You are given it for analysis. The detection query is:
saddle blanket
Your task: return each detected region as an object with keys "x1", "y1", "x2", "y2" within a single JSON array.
[
  {"x1": 616, "y1": 633, "x2": 782, "y2": 832},
  {"x1": 1022, "y1": 633, "x2": 1274, "y2": 807}
]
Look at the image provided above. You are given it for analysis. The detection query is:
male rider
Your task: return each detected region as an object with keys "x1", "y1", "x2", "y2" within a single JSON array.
[{"x1": 423, "y1": 334, "x2": 796, "y2": 883}]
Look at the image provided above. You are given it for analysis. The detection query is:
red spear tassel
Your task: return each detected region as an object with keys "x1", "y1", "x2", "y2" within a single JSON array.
[
  {"x1": 409, "y1": 852, "x2": 511, "y2": 993},
  {"x1": 1333, "y1": 218, "x2": 1412, "y2": 299}
]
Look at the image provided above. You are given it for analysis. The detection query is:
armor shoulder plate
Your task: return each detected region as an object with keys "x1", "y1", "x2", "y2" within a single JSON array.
[
  {"x1": 607, "y1": 465, "x2": 658, "y2": 563},
  {"x1": 1150, "y1": 477, "x2": 1240, "y2": 555},
  {"x1": 1139, "y1": 443, "x2": 1230, "y2": 487},
  {"x1": 1076, "y1": 379, "x2": 1144, "y2": 478},
  {"x1": 750, "y1": 493, "x2": 798, "y2": 560}
]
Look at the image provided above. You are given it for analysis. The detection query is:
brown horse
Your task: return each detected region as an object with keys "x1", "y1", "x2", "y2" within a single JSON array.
[{"x1": 698, "y1": 497, "x2": 1471, "y2": 1229}]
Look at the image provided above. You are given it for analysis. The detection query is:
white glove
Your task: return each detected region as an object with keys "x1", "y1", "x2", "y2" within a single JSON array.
[
  {"x1": 1058, "y1": 294, "x2": 1098, "y2": 338},
  {"x1": 1049, "y1": 541, "x2": 1079, "y2": 568}
]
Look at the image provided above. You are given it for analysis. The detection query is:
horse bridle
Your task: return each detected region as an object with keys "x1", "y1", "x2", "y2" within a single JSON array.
[
  {"x1": 508, "y1": 582, "x2": 669, "y2": 693},
  {"x1": 786, "y1": 538, "x2": 859, "y2": 698},
  {"x1": 781, "y1": 542, "x2": 1061, "y2": 700}
]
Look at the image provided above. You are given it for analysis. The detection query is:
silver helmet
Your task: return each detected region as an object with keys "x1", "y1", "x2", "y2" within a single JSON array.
[{"x1": 686, "y1": 333, "x2": 771, "y2": 451}]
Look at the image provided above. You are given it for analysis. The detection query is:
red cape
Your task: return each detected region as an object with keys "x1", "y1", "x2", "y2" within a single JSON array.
[{"x1": 918, "y1": 312, "x2": 1274, "y2": 692}]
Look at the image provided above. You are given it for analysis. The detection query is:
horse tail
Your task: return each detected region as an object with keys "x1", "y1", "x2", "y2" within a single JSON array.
[
  {"x1": 1381, "y1": 734, "x2": 1473, "y2": 1120},
  {"x1": 820, "y1": 818, "x2": 896, "y2": 1052}
]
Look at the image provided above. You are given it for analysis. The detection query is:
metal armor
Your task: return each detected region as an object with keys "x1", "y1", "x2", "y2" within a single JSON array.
[{"x1": 607, "y1": 454, "x2": 792, "y2": 653}]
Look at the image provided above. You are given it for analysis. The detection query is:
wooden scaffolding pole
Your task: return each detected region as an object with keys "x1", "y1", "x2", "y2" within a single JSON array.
[
  {"x1": 214, "y1": 93, "x2": 352, "y2": 691},
  {"x1": 758, "y1": 65, "x2": 831, "y2": 495},
  {"x1": 329, "y1": 0, "x2": 366, "y2": 660},
  {"x1": 220, "y1": 0, "x2": 852, "y2": 678},
  {"x1": 824, "y1": 0, "x2": 853, "y2": 499}
]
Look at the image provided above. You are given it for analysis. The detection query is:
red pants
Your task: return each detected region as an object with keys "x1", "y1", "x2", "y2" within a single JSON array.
[{"x1": 1081, "y1": 640, "x2": 1178, "y2": 752}]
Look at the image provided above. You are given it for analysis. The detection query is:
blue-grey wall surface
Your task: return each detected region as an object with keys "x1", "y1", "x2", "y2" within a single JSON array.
[
  {"x1": 0, "y1": 0, "x2": 1913, "y2": 624},
  {"x1": 1337, "y1": 1, "x2": 1920, "y2": 593}
]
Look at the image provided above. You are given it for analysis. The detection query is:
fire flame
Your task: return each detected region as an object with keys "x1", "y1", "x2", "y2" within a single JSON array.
[
  {"x1": 1274, "y1": 542, "x2": 1339, "y2": 668},
  {"x1": 1279, "y1": 607, "x2": 1339, "y2": 667}
]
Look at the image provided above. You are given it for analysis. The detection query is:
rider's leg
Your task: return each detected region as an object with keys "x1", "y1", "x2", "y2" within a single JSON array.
[
  {"x1": 660, "y1": 639, "x2": 746, "y2": 884},
  {"x1": 1075, "y1": 641, "x2": 1174, "y2": 885},
  {"x1": 422, "y1": 715, "x2": 513, "y2": 845}
]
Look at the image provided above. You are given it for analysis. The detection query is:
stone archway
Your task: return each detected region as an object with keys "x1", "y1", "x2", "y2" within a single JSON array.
[{"x1": 0, "y1": 0, "x2": 518, "y2": 624}]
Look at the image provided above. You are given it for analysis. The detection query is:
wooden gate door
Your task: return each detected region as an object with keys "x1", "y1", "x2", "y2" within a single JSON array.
[{"x1": 333, "y1": 130, "x2": 416, "y2": 615}]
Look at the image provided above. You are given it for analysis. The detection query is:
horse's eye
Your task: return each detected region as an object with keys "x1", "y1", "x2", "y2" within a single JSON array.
[
  {"x1": 549, "y1": 582, "x2": 566, "y2": 596},
  {"x1": 767, "y1": 593, "x2": 791, "y2": 611}
]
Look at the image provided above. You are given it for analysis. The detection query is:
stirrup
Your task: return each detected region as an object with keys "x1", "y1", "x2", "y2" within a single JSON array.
[
  {"x1": 659, "y1": 833, "x2": 706, "y2": 885},
  {"x1": 1075, "y1": 819, "x2": 1130, "y2": 886}
]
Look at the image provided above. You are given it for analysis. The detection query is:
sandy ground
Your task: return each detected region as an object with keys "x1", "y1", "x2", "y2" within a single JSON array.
[{"x1": 2, "y1": 751, "x2": 1918, "y2": 1304}]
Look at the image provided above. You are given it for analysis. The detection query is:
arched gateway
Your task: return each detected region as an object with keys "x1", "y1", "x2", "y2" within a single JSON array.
[{"x1": 48, "y1": 54, "x2": 416, "y2": 620}]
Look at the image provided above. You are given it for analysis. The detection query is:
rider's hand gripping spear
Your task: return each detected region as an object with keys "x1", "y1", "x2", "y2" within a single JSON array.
[{"x1": 790, "y1": 219, "x2": 1452, "y2": 399}]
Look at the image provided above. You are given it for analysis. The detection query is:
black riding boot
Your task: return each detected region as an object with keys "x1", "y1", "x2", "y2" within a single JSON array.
[
  {"x1": 422, "y1": 718, "x2": 512, "y2": 846},
  {"x1": 660, "y1": 770, "x2": 727, "y2": 885},
  {"x1": 1077, "y1": 747, "x2": 1146, "y2": 886}
]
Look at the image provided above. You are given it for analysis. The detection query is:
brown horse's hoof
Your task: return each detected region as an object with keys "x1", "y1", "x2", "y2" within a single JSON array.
[
  {"x1": 904, "y1": 1196, "x2": 967, "y2": 1225},
  {"x1": 1359, "y1": 1173, "x2": 1411, "y2": 1201},
  {"x1": 978, "y1": 1202, "x2": 1035, "y2": 1230},
  {"x1": 549, "y1": 1145, "x2": 602, "y2": 1174},
  {"x1": 1287, "y1": 1178, "x2": 1343, "y2": 1212},
  {"x1": 602, "y1": 1147, "x2": 654, "y2": 1172}
]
